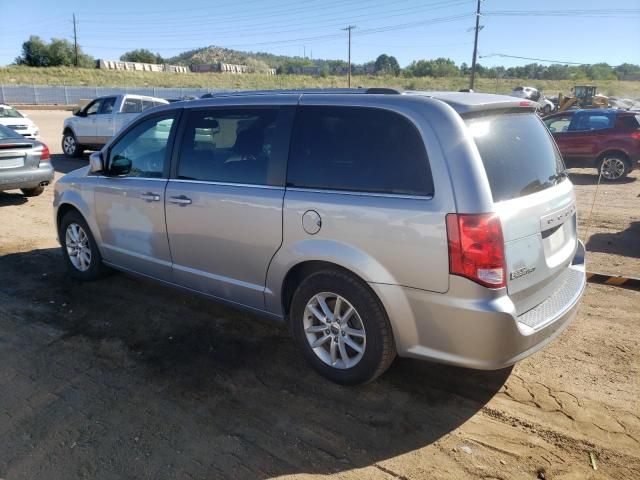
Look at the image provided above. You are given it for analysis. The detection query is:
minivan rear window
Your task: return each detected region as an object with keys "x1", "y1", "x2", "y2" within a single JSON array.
[{"x1": 465, "y1": 113, "x2": 565, "y2": 202}]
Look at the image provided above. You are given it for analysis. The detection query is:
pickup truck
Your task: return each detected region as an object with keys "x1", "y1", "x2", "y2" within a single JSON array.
[{"x1": 62, "y1": 94, "x2": 168, "y2": 157}]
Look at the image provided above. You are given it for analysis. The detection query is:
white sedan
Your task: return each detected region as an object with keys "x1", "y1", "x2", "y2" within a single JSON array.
[{"x1": 0, "y1": 104, "x2": 39, "y2": 139}]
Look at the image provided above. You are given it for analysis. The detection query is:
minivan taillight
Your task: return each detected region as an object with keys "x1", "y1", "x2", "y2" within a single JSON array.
[{"x1": 446, "y1": 213, "x2": 506, "y2": 288}]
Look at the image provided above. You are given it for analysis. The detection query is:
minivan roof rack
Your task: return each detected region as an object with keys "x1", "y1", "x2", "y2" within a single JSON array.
[
  {"x1": 196, "y1": 88, "x2": 403, "y2": 98},
  {"x1": 364, "y1": 88, "x2": 401, "y2": 94}
]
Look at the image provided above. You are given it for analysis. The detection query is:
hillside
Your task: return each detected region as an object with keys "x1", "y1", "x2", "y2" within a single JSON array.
[
  {"x1": 1, "y1": 66, "x2": 639, "y2": 99},
  {"x1": 167, "y1": 46, "x2": 308, "y2": 68}
]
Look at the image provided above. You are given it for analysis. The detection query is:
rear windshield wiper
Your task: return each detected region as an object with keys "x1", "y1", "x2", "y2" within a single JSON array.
[{"x1": 549, "y1": 170, "x2": 569, "y2": 184}]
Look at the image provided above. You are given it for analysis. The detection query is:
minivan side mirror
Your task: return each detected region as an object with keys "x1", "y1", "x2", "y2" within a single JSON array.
[
  {"x1": 108, "y1": 154, "x2": 132, "y2": 176},
  {"x1": 89, "y1": 152, "x2": 104, "y2": 173}
]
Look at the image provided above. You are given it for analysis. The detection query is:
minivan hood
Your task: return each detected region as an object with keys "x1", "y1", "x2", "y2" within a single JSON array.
[{"x1": 63, "y1": 165, "x2": 91, "y2": 180}]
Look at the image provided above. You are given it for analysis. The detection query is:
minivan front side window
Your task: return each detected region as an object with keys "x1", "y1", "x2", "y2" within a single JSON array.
[
  {"x1": 177, "y1": 108, "x2": 280, "y2": 186},
  {"x1": 108, "y1": 114, "x2": 176, "y2": 178},
  {"x1": 287, "y1": 106, "x2": 433, "y2": 196}
]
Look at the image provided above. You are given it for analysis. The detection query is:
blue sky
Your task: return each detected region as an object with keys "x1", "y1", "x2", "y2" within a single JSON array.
[{"x1": 1, "y1": 0, "x2": 639, "y2": 67}]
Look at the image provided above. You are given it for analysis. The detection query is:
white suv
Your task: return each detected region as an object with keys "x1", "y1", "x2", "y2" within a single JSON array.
[{"x1": 62, "y1": 94, "x2": 168, "y2": 157}]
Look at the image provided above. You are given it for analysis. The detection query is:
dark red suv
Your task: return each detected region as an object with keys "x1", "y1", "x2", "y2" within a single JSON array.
[{"x1": 544, "y1": 109, "x2": 640, "y2": 180}]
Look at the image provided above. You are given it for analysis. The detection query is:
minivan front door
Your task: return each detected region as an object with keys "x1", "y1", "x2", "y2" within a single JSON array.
[
  {"x1": 165, "y1": 106, "x2": 294, "y2": 310},
  {"x1": 94, "y1": 112, "x2": 179, "y2": 280}
]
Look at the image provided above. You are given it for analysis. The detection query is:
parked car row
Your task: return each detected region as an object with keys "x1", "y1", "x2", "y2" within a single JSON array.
[{"x1": 53, "y1": 90, "x2": 586, "y2": 384}]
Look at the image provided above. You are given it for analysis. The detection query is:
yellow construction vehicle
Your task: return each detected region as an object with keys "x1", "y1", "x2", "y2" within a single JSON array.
[{"x1": 556, "y1": 85, "x2": 609, "y2": 112}]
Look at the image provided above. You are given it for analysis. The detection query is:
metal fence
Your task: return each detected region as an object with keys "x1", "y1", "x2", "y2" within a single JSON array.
[{"x1": 0, "y1": 85, "x2": 230, "y2": 105}]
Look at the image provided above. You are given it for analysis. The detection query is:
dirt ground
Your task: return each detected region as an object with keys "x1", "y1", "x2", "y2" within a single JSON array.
[{"x1": 0, "y1": 111, "x2": 638, "y2": 479}]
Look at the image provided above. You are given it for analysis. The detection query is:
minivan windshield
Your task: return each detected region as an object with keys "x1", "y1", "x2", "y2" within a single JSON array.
[{"x1": 465, "y1": 113, "x2": 565, "y2": 202}]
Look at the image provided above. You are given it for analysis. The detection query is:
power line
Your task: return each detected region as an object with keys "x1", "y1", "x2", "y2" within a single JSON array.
[
  {"x1": 81, "y1": 13, "x2": 473, "y2": 52},
  {"x1": 485, "y1": 8, "x2": 640, "y2": 17},
  {"x1": 479, "y1": 53, "x2": 598, "y2": 66},
  {"x1": 81, "y1": 0, "x2": 473, "y2": 39}
]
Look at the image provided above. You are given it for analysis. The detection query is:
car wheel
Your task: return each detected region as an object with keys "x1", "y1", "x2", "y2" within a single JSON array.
[
  {"x1": 543, "y1": 104, "x2": 552, "y2": 114},
  {"x1": 290, "y1": 269, "x2": 396, "y2": 385},
  {"x1": 62, "y1": 132, "x2": 83, "y2": 158},
  {"x1": 21, "y1": 186, "x2": 45, "y2": 197},
  {"x1": 598, "y1": 154, "x2": 630, "y2": 181},
  {"x1": 59, "y1": 210, "x2": 110, "y2": 280}
]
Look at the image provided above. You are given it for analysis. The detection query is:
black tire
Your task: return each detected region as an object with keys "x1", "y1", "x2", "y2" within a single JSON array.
[
  {"x1": 290, "y1": 269, "x2": 396, "y2": 385},
  {"x1": 598, "y1": 154, "x2": 630, "y2": 181},
  {"x1": 542, "y1": 104, "x2": 552, "y2": 114},
  {"x1": 62, "y1": 131, "x2": 83, "y2": 158},
  {"x1": 21, "y1": 186, "x2": 45, "y2": 197},
  {"x1": 59, "y1": 210, "x2": 110, "y2": 280}
]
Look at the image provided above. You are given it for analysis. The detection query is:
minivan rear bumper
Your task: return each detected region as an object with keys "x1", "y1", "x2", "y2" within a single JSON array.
[{"x1": 371, "y1": 241, "x2": 586, "y2": 370}]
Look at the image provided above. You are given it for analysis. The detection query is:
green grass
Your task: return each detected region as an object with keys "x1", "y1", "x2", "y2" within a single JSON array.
[{"x1": 1, "y1": 66, "x2": 639, "y2": 98}]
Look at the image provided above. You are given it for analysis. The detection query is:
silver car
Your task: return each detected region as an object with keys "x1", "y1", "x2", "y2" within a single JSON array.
[
  {"x1": 53, "y1": 89, "x2": 586, "y2": 385},
  {"x1": 0, "y1": 124, "x2": 53, "y2": 196}
]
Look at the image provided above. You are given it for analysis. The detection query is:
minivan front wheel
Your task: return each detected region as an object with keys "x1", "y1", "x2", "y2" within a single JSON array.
[
  {"x1": 290, "y1": 270, "x2": 396, "y2": 385},
  {"x1": 598, "y1": 154, "x2": 630, "y2": 181},
  {"x1": 59, "y1": 210, "x2": 109, "y2": 280}
]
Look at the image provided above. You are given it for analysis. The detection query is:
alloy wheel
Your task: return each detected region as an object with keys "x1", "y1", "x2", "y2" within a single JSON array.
[
  {"x1": 65, "y1": 223, "x2": 92, "y2": 272},
  {"x1": 600, "y1": 157, "x2": 626, "y2": 180},
  {"x1": 303, "y1": 292, "x2": 366, "y2": 369},
  {"x1": 63, "y1": 135, "x2": 76, "y2": 155}
]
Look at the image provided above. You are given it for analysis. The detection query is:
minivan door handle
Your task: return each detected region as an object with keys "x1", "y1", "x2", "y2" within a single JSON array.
[
  {"x1": 139, "y1": 192, "x2": 161, "y2": 202},
  {"x1": 168, "y1": 195, "x2": 192, "y2": 206}
]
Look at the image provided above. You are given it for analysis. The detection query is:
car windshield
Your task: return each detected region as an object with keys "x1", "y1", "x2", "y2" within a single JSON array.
[
  {"x1": 0, "y1": 124, "x2": 23, "y2": 139},
  {"x1": 0, "y1": 106, "x2": 23, "y2": 118}
]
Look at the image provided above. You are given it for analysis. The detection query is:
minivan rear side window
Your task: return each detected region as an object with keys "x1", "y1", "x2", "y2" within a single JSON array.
[
  {"x1": 466, "y1": 113, "x2": 565, "y2": 202},
  {"x1": 287, "y1": 106, "x2": 433, "y2": 196}
]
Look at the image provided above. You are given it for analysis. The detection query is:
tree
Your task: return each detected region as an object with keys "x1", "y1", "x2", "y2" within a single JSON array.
[
  {"x1": 120, "y1": 49, "x2": 164, "y2": 64},
  {"x1": 374, "y1": 54, "x2": 401, "y2": 76},
  {"x1": 15, "y1": 35, "x2": 94, "y2": 67},
  {"x1": 15, "y1": 36, "x2": 51, "y2": 66},
  {"x1": 405, "y1": 57, "x2": 459, "y2": 77}
]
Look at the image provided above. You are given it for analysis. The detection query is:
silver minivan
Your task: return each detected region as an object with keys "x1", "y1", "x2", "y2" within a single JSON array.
[{"x1": 53, "y1": 89, "x2": 586, "y2": 385}]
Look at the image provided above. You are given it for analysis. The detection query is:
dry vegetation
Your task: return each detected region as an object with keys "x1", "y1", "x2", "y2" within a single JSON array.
[{"x1": 1, "y1": 66, "x2": 640, "y2": 97}]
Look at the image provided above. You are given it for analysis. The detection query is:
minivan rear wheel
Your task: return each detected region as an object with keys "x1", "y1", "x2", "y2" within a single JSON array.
[
  {"x1": 598, "y1": 154, "x2": 630, "y2": 181},
  {"x1": 290, "y1": 269, "x2": 396, "y2": 385},
  {"x1": 59, "y1": 210, "x2": 110, "y2": 280}
]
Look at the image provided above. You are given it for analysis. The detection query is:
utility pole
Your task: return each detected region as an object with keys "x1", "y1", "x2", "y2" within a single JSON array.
[
  {"x1": 72, "y1": 13, "x2": 79, "y2": 67},
  {"x1": 469, "y1": 0, "x2": 481, "y2": 90},
  {"x1": 342, "y1": 25, "x2": 356, "y2": 88}
]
